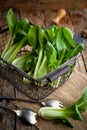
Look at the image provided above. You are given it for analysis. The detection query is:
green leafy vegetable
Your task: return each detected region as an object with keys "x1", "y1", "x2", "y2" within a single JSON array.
[
  {"x1": 65, "y1": 43, "x2": 84, "y2": 59},
  {"x1": 55, "y1": 28, "x2": 67, "y2": 56},
  {"x1": 44, "y1": 25, "x2": 58, "y2": 43},
  {"x1": 45, "y1": 41, "x2": 57, "y2": 71},
  {"x1": 63, "y1": 27, "x2": 75, "y2": 48},
  {"x1": 7, "y1": 8, "x2": 17, "y2": 37},
  {"x1": 1, "y1": 8, "x2": 84, "y2": 83},
  {"x1": 28, "y1": 26, "x2": 39, "y2": 49},
  {"x1": 14, "y1": 18, "x2": 30, "y2": 43},
  {"x1": 1, "y1": 8, "x2": 29, "y2": 63},
  {"x1": 12, "y1": 52, "x2": 30, "y2": 71},
  {"x1": 1, "y1": 8, "x2": 17, "y2": 57},
  {"x1": 37, "y1": 52, "x2": 47, "y2": 78},
  {"x1": 3, "y1": 37, "x2": 27, "y2": 63},
  {"x1": 32, "y1": 27, "x2": 44, "y2": 79}
]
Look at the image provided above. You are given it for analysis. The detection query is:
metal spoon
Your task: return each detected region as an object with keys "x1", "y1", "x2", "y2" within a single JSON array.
[
  {"x1": 0, "y1": 104, "x2": 37, "y2": 125},
  {"x1": 0, "y1": 95, "x2": 63, "y2": 108}
]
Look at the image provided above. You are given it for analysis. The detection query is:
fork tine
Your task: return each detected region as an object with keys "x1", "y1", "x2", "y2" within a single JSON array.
[{"x1": 41, "y1": 99, "x2": 64, "y2": 108}]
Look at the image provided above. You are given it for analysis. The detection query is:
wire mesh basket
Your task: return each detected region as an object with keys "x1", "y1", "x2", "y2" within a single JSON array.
[{"x1": 0, "y1": 25, "x2": 82, "y2": 100}]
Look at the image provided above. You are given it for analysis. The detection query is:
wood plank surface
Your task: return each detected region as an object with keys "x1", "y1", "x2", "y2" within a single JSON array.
[
  {"x1": 68, "y1": 9, "x2": 87, "y2": 71},
  {"x1": 0, "y1": 8, "x2": 87, "y2": 130},
  {"x1": 0, "y1": 80, "x2": 16, "y2": 130},
  {"x1": 0, "y1": 0, "x2": 87, "y2": 10}
]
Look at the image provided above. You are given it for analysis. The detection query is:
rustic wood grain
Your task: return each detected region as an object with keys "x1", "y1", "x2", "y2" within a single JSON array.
[
  {"x1": 68, "y1": 9, "x2": 87, "y2": 35},
  {"x1": 20, "y1": 10, "x2": 45, "y2": 27},
  {"x1": 75, "y1": 54, "x2": 87, "y2": 74},
  {"x1": 0, "y1": 0, "x2": 87, "y2": 11},
  {"x1": 16, "y1": 117, "x2": 39, "y2": 130},
  {"x1": 0, "y1": 10, "x2": 7, "y2": 26},
  {"x1": 0, "y1": 79, "x2": 16, "y2": 130},
  {"x1": 0, "y1": 9, "x2": 20, "y2": 27},
  {"x1": 68, "y1": 9, "x2": 87, "y2": 71},
  {"x1": 0, "y1": 109, "x2": 15, "y2": 130}
]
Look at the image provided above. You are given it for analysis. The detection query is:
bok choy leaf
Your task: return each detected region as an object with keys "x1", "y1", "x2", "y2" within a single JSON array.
[{"x1": 1, "y1": 8, "x2": 17, "y2": 57}]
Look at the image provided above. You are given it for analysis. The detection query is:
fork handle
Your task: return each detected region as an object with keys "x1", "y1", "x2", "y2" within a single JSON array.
[
  {"x1": 0, "y1": 95, "x2": 39, "y2": 103},
  {"x1": 0, "y1": 104, "x2": 14, "y2": 112}
]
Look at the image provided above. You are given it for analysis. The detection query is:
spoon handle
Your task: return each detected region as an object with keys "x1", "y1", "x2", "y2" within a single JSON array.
[
  {"x1": 0, "y1": 95, "x2": 39, "y2": 103},
  {"x1": 0, "y1": 104, "x2": 14, "y2": 113}
]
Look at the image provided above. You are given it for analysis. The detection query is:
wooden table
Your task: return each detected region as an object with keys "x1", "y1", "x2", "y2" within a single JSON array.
[{"x1": 0, "y1": 8, "x2": 87, "y2": 130}]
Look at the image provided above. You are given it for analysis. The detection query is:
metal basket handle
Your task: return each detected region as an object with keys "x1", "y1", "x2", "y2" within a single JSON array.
[{"x1": 47, "y1": 66, "x2": 70, "y2": 82}]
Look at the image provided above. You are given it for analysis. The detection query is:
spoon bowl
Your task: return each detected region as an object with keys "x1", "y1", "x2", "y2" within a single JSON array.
[
  {"x1": 0, "y1": 104, "x2": 37, "y2": 125},
  {"x1": 14, "y1": 108, "x2": 37, "y2": 125}
]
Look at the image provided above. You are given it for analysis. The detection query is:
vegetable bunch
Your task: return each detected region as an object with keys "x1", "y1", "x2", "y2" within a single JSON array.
[
  {"x1": 1, "y1": 8, "x2": 84, "y2": 80},
  {"x1": 38, "y1": 87, "x2": 87, "y2": 128}
]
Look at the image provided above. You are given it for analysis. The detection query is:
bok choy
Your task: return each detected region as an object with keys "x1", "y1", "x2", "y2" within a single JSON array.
[
  {"x1": 1, "y1": 8, "x2": 84, "y2": 81},
  {"x1": 1, "y1": 8, "x2": 30, "y2": 63}
]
